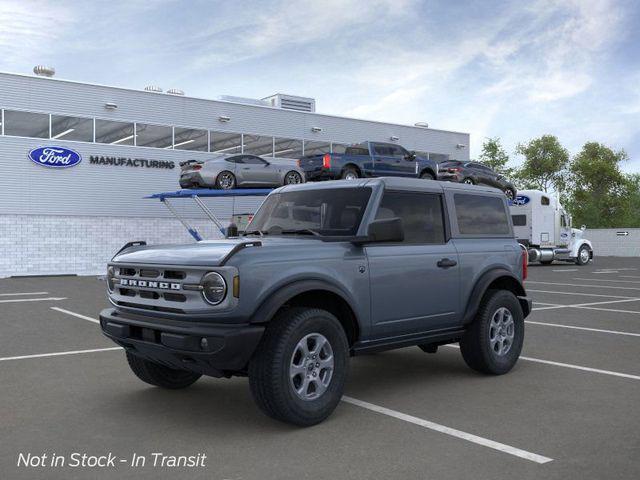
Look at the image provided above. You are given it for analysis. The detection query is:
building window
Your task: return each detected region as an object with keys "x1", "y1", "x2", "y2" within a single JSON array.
[
  {"x1": 428, "y1": 153, "x2": 450, "y2": 163},
  {"x1": 210, "y1": 131, "x2": 242, "y2": 154},
  {"x1": 303, "y1": 140, "x2": 331, "y2": 156},
  {"x1": 51, "y1": 115, "x2": 93, "y2": 142},
  {"x1": 243, "y1": 134, "x2": 274, "y2": 156},
  {"x1": 274, "y1": 137, "x2": 303, "y2": 158},
  {"x1": 95, "y1": 119, "x2": 135, "y2": 145},
  {"x1": 173, "y1": 127, "x2": 208, "y2": 151},
  {"x1": 3, "y1": 110, "x2": 49, "y2": 138},
  {"x1": 135, "y1": 123, "x2": 172, "y2": 149}
]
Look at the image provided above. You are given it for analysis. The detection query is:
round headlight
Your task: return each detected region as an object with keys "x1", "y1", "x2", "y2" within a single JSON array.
[
  {"x1": 106, "y1": 266, "x2": 115, "y2": 293},
  {"x1": 201, "y1": 272, "x2": 227, "y2": 305}
]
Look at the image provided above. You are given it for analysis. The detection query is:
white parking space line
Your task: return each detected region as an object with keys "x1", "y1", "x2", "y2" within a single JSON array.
[
  {"x1": 527, "y1": 281, "x2": 640, "y2": 291},
  {"x1": 552, "y1": 269, "x2": 578, "y2": 272},
  {"x1": 342, "y1": 396, "x2": 553, "y2": 464},
  {"x1": 532, "y1": 298, "x2": 640, "y2": 312},
  {"x1": 527, "y1": 289, "x2": 638, "y2": 299},
  {"x1": 445, "y1": 345, "x2": 640, "y2": 381},
  {"x1": 575, "y1": 306, "x2": 640, "y2": 315},
  {"x1": 0, "y1": 347, "x2": 122, "y2": 362},
  {"x1": 0, "y1": 297, "x2": 67, "y2": 304},
  {"x1": 573, "y1": 278, "x2": 640, "y2": 284},
  {"x1": 621, "y1": 275, "x2": 640, "y2": 279},
  {"x1": 0, "y1": 292, "x2": 49, "y2": 296},
  {"x1": 593, "y1": 270, "x2": 619, "y2": 274},
  {"x1": 525, "y1": 321, "x2": 640, "y2": 337},
  {"x1": 51, "y1": 307, "x2": 99, "y2": 324}
]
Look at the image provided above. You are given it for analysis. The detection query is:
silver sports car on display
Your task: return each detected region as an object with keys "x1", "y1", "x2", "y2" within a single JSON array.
[{"x1": 179, "y1": 154, "x2": 305, "y2": 189}]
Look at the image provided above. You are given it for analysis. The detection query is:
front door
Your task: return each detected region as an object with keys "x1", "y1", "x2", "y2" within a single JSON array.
[
  {"x1": 238, "y1": 155, "x2": 275, "y2": 185},
  {"x1": 365, "y1": 190, "x2": 460, "y2": 339}
]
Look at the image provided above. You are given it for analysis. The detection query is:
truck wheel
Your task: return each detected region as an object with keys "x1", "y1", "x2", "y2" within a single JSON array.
[
  {"x1": 504, "y1": 188, "x2": 516, "y2": 200},
  {"x1": 341, "y1": 167, "x2": 359, "y2": 180},
  {"x1": 459, "y1": 290, "x2": 524, "y2": 375},
  {"x1": 248, "y1": 307, "x2": 349, "y2": 426},
  {"x1": 125, "y1": 352, "x2": 201, "y2": 389},
  {"x1": 216, "y1": 171, "x2": 236, "y2": 189},
  {"x1": 576, "y1": 245, "x2": 591, "y2": 265},
  {"x1": 463, "y1": 178, "x2": 475, "y2": 185},
  {"x1": 420, "y1": 171, "x2": 435, "y2": 180}
]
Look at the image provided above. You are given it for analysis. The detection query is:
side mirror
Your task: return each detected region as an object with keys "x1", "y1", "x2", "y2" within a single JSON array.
[
  {"x1": 354, "y1": 217, "x2": 404, "y2": 244},
  {"x1": 404, "y1": 151, "x2": 416, "y2": 161}
]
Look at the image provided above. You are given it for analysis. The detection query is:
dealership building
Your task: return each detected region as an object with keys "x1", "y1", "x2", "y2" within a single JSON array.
[{"x1": 0, "y1": 69, "x2": 470, "y2": 278}]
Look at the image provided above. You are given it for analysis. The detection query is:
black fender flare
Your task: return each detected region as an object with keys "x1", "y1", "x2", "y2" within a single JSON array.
[
  {"x1": 249, "y1": 279, "x2": 360, "y2": 326},
  {"x1": 462, "y1": 268, "x2": 528, "y2": 324}
]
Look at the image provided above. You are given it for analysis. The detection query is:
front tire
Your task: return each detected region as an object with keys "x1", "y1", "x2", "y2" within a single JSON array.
[
  {"x1": 248, "y1": 307, "x2": 349, "y2": 426},
  {"x1": 126, "y1": 352, "x2": 201, "y2": 389},
  {"x1": 504, "y1": 188, "x2": 516, "y2": 200},
  {"x1": 216, "y1": 171, "x2": 236, "y2": 190},
  {"x1": 576, "y1": 245, "x2": 591, "y2": 265},
  {"x1": 420, "y1": 171, "x2": 435, "y2": 180},
  {"x1": 460, "y1": 290, "x2": 524, "y2": 375}
]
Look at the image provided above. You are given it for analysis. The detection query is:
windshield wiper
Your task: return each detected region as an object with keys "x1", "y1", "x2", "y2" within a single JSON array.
[{"x1": 280, "y1": 229, "x2": 321, "y2": 236}]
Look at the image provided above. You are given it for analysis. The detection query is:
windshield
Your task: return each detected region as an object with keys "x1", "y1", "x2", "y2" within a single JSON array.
[{"x1": 246, "y1": 187, "x2": 372, "y2": 237}]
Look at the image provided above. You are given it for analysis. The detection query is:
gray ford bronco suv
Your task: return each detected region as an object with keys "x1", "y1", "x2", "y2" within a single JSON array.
[{"x1": 100, "y1": 177, "x2": 531, "y2": 426}]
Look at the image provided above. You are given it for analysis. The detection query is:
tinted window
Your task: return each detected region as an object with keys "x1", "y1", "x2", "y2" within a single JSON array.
[
  {"x1": 331, "y1": 143, "x2": 348, "y2": 154},
  {"x1": 375, "y1": 192, "x2": 445, "y2": 244},
  {"x1": 541, "y1": 196, "x2": 550, "y2": 206},
  {"x1": 454, "y1": 194, "x2": 511, "y2": 235},
  {"x1": 225, "y1": 156, "x2": 243, "y2": 164},
  {"x1": 345, "y1": 146, "x2": 370, "y2": 156},
  {"x1": 373, "y1": 144, "x2": 393, "y2": 156},
  {"x1": 51, "y1": 115, "x2": 93, "y2": 142},
  {"x1": 247, "y1": 188, "x2": 372, "y2": 237},
  {"x1": 512, "y1": 215, "x2": 527, "y2": 226},
  {"x1": 95, "y1": 119, "x2": 134, "y2": 145},
  {"x1": 243, "y1": 155, "x2": 267, "y2": 165},
  {"x1": 388, "y1": 145, "x2": 407, "y2": 157},
  {"x1": 4, "y1": 110, "x2": 49, "y2": 138}
]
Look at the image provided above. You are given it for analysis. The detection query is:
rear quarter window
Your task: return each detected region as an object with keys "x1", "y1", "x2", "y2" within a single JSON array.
[{"x1": 454, "y1": 194, "x2": 511, "y2": 235}]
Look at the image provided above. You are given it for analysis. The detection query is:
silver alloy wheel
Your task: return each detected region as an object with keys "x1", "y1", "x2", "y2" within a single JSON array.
[
  {"x1": 285, "y1": 171, "x2": 302, "y2": 184},
  {"x1": 505, "y1": 188, "x2": 514, "y2": 200},
  {"x1": 289, "y1": 333, "x2": 334, "y2": 401},
  {"x1": 579, "y1": 247, "x2": 590, "y2": 263},
  {"x1": 463, "y1": 178, "x2": 474, "y2": 185},
  {"x1": 344, "y1": 171, "x2": 358, "y2": 180},
  {"x1": 218, "y1": 172, "x2": 235, "y2": 189},
  {"x1": 489, "y1": 307, "x2": 515, "y2": 356}
]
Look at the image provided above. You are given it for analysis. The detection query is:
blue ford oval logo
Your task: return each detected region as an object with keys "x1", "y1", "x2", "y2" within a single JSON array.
[
  {"x1": 28, "y1": 146, "x2": 82, "y2": 168},
  {"x1": 510, "y1": 195, "x2": 530, "y2": 206}
]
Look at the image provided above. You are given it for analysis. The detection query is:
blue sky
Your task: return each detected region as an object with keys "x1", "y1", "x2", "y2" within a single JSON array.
[{"x1": 1, "y1": 0, "x2": 638, "y2": 171}]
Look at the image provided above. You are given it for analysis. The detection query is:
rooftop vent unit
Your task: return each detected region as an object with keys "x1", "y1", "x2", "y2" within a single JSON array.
[
  {"x1": 167, "y1": 88, "x2": 185, "y2": 96},
  {"x1": 33, "y1": 65, "x2": 55, "y2": 77},
  {"x1": 144, "y1": 85, "x2": 163, "y2": 93},
  {"x1": 262, "y1": 94, "x2": 316, "y2": 112},
  {"x1": 219, "y1": 95, "x2": 270, "y2": 107}
]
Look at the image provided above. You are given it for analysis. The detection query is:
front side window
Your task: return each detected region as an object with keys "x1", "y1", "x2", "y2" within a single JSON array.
[
  {"x1": 375, "y1": 191, "x2": 445, "y2": 244},
  {"x1": 454, "y1": 194, "x2": 511, "y2": 235},
  {"x1": 246, "y1": 188, "x2": 372, "y2": 237},
  {"x1": 243, "y1": 155, "x2": 268, "y2": 165},
  {"x1": 4, "y1": 110, "x2": 49, "y2": 138}
]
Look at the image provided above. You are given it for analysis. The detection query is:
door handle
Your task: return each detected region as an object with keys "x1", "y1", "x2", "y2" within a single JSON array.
[
  {"x1": 242, "y1": 167, "x2": 250, "y2": 170},
  {"x1": 437, "y1": 258, "x2": 457, "y2": 268}
]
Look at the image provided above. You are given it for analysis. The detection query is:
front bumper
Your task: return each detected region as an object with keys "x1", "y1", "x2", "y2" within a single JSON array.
[{"x1": 99, "y1": 308, "x2": 264, "y2": 377}]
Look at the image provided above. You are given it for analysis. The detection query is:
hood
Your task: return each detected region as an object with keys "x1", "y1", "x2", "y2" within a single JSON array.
[{"x1": 112, "y1": 237, "x2": 321, "y2": 266}]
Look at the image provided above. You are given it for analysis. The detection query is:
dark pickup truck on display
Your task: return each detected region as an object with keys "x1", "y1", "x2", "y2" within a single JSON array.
[
  {"x1": 298, "y1": 141, "x2": 439, "y2": 182},
  {"x1": 100, "y1": 178, "x2": 531, "y2": 426}
]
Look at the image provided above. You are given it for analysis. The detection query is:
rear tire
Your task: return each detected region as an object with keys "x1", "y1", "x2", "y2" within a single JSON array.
[
  {"x1": 284, "y1": 171, "x2": 303, "y2": 185},
  {"x1": 216, "y1": 171, "x2": 236, "y2": 190},
  {"x1": 460, "y1": 290, "x2": 524, "y2": 375},
  {"x1": 249, "y1": 307, "x2": 349, "y2": 426},
  {"x1": 126, "y1": 352, "x2": 201, "y2": 389},
  {"x1": 463, "y1": 177, "x2": 475, "y2": 185},
  {"x1": 341, "y1": 167, "x2": 359, "y2": 180}
]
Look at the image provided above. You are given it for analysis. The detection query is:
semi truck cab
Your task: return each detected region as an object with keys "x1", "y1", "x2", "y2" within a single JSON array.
[{"x1": 509, "y1": 190, "x2": 593, "y2": 265}]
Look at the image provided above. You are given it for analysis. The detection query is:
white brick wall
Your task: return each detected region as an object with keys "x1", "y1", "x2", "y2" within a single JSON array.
[
  {"x1": 0, "y1": 214, "x2": 225, "y2": 278},
  {"x1": 584, "y1": 228, "x2": 640, "y2": 257}
]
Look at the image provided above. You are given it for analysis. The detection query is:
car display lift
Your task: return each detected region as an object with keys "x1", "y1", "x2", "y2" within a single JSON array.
[{"x1": 146, "y1": 188, "x2": 272, "y2": 241}]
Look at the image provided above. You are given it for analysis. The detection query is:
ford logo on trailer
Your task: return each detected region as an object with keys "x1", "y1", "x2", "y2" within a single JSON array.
[
  {"x1": 510, "y1": 195, "x2": 530, "y2": 206},
  {"x1": 28, "y1": 146, "x2": 82, "y2": 168}
]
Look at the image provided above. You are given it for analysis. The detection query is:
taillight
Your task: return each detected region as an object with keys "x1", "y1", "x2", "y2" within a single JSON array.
[
  {"x1": 521, "y1": 245, "x2": 528, "y2": 280},
  {"x1": 448, "y1": 167, "x2": 461, "y2": 173},
  {"x1": 322, "y1": 153, "x2": 331, "y2": 169},
  {"x1": 192, "y1": 165, "x2": 202, "y2": 170},
  {"x1": 296, "y1": 159, "x2": 301, "y2": 167}
]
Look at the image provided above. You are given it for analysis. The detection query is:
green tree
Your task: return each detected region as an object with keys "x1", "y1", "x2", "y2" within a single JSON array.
[
  {"x1": 478, "y1": 137, "x2": 513, "y2": 177},
  {"x1": 514, "y1": 135, "x2": 569, "y2": 192},
  {"x1": 566, "y1": 142, "x2": 635, "y2": 228}
]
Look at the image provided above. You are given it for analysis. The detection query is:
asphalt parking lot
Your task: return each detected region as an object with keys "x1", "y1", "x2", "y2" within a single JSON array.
[{"x1": 1, "y1": 257, "x2": 639, "y2": 480}]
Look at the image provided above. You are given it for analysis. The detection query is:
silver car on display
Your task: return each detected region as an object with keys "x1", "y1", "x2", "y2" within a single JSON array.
[{"x1": 179, "y1": 154, "x2": 305, "y2": 189}]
